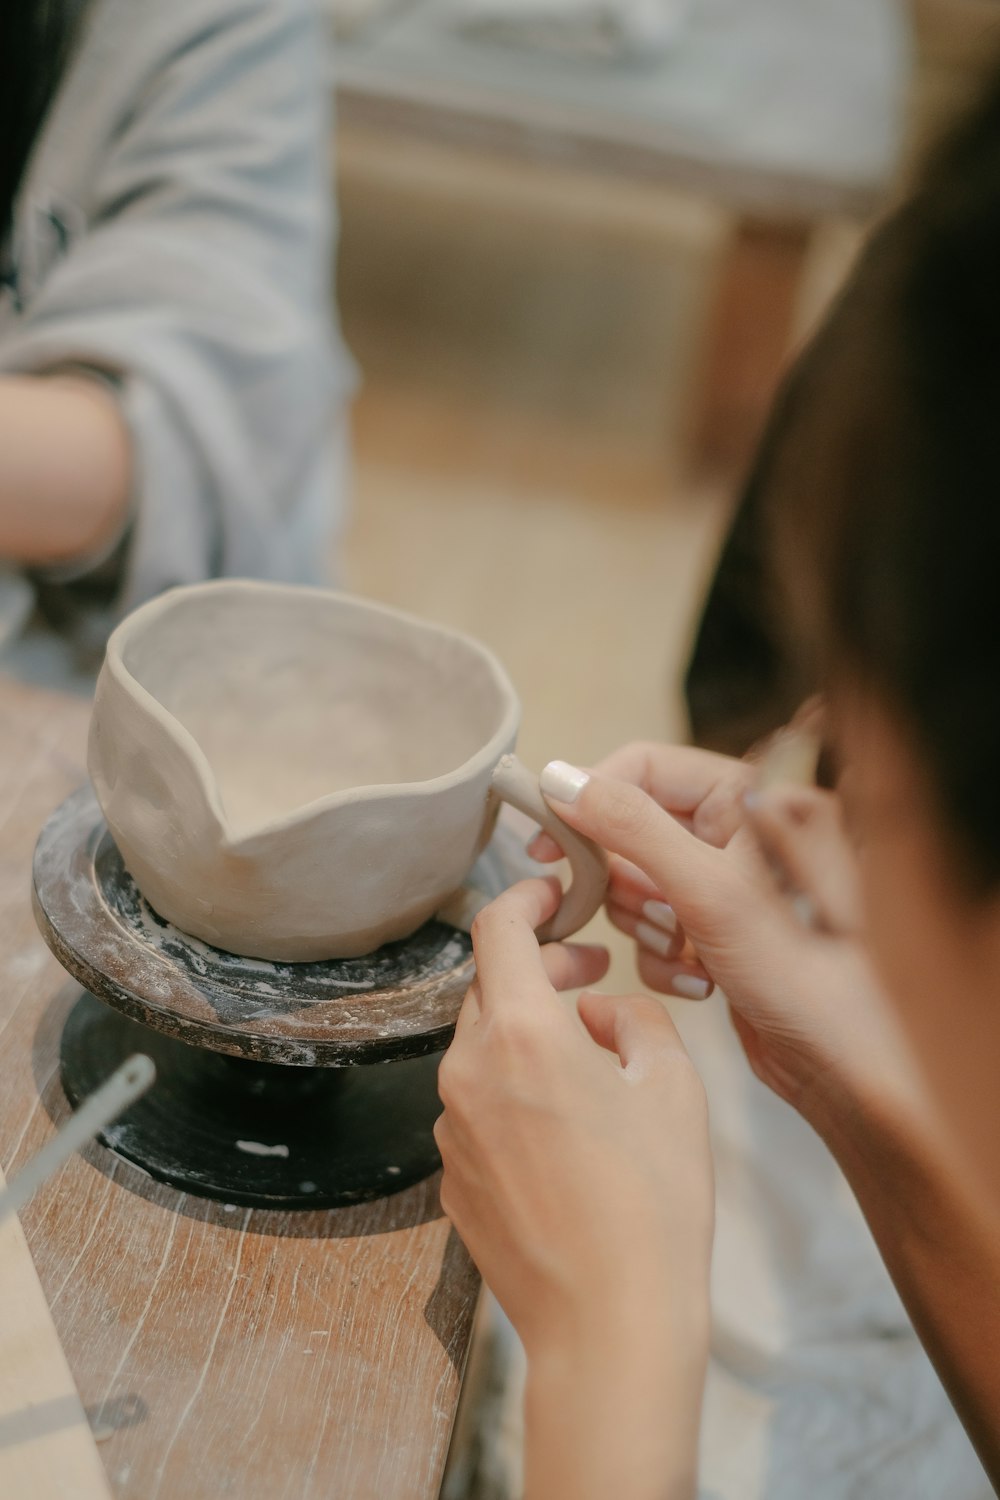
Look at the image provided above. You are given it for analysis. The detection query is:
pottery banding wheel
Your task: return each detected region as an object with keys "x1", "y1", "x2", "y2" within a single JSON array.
[{"x1": 33, "y1": 786, "x2": 531, "y2": 1208}]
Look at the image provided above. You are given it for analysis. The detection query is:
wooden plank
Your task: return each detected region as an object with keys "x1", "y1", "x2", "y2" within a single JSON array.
[
  {"x1": 331, "y1": 0, "x2": 906, "y2": 223},
  {"x1": 689, "y1": 218, "x2": 813, "y2": 474},
  {"x1": 0, "y1": 674, "x2": 479, "y2": 1499},
  {"x1": 0, "y1": 1165, "x2": 114, "y2": 1500},
  {"x1": 335, "y1": 84, "x2": 887, "y2": 223},
  {"x1": 911, "y1": 0, "x2": 1000, "y2": 72}
]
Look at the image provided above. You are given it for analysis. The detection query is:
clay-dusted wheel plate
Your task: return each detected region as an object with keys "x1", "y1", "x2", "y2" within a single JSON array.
[{"x1": 33, "y1": 785, "x2": 529, "y2": 1065}]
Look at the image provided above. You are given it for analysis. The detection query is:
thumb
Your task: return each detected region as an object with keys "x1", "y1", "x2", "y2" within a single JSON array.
[
  {"x1": 539, "y1": 760, "x2": 732, "y2": 937},
  {"x1": 578, "y1": 989, "x2": 687, "y2": 1072}
]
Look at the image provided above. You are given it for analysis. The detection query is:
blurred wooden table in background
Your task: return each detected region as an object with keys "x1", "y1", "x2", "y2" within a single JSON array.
[{"x1": 333, "y1": 0, "x2": 908, "y2": 470}]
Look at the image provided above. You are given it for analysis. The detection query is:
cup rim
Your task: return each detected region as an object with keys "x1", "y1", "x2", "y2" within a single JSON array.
[{"x1": 99, "y1": 579, "x2": 522, "y2": 845}]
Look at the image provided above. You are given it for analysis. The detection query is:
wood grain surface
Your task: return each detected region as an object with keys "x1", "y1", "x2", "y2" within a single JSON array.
[
  {"x1": 0, "y1": 1164, "x2": 113, "y2": 1500},
  {"x1": 0, "y1": 674, "x2": 479, "y2": 1499}
]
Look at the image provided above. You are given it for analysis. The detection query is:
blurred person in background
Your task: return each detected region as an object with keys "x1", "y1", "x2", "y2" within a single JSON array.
[
  {"x1": 435, "y1": 66, "x2": 1000, "y2": 1500},
  {"x1": 0, "y1": 0, "x2": 353, "y2": 683}
]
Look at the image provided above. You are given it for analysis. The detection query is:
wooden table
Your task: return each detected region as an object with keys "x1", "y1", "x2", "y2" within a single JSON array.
[{"x1": 0, "y1": 675, "x2": 479, "y2": 1499}]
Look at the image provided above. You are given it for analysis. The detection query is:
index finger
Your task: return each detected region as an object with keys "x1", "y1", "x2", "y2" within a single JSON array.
[
  {"x1": 594, "y1": 741, "x2": 743, "y2": 818},
  {"x1": 470, "y1": 877, "x2": 561, "y2": 1011},
  {"x1": 529, "y1": 743, "x2": 742, "y2": 863}
]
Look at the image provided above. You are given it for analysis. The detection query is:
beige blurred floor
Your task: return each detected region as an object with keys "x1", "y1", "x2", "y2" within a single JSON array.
[
  {"x1": 333, "y1": 135, "x2": 761, "y2": 1497},
  {"x1": 329, "y1": 35, "x2": 1000, "y2": 1489},
  {"x1": 331, "y1": 10, "x2": 1000, "y2": 1009},
  {"x1": 334, "y1": 134, "x2": 865, "y2": 779},
  {"x1": 332, "y1": 128, "x2": 884, "y2": 1497},
  {"x1": 337, "y1": 133, "x2": 735, "y2": 971}
]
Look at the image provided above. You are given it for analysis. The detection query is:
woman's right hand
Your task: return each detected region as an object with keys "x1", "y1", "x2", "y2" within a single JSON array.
[{"x1": 530, "y1": 742, "x2": 920, "y2": 1130}]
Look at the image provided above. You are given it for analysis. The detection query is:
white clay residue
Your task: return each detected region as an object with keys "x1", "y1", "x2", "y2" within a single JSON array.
[{"x1": 235, "y1": 1139, "x2": 290, "y2": 1158}]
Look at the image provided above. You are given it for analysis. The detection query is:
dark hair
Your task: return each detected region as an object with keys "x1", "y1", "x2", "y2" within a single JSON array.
[
  {"x1": 754, "y1": 65, "x2": 1000, "y2": 885},
  {"x1": 0, "y1": 1, "x2": 91, "y2": 251}
]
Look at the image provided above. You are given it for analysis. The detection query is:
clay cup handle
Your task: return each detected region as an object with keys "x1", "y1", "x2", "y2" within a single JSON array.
[{"x1": 490, "y1": 754, "x2": 609, "y2": 943}]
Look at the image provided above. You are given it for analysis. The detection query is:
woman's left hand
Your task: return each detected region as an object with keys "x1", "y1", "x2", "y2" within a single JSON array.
[{"x1": 435, "y1": 877, "x2": 714, "y2": 1500}]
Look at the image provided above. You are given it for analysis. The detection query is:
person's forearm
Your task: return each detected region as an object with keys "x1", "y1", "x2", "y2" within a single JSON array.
[
  {"x1": 523, "y1": 1295, "x2": 708, "y2": 1500},
  {"x1": 809, "y1": 1081, "x2": 1000, "y2": 1486},
  {"x1": 0, "y1": 374, "x2": 131, "y2": 566}
]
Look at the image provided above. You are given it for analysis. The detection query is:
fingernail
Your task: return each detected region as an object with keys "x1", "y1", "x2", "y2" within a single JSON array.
[
  {"x1": 641, "y1": 899, "x2": 677, "y2": 934},
  {"x1": 540, "y1": 760, "x2": 590, "y2": 805},
  {"x1": 670, "y1": 974, "x2": 711, "y2": 1000},
  {"x1": 636, "y1": 920, "x2": 677, "y2": 959}
]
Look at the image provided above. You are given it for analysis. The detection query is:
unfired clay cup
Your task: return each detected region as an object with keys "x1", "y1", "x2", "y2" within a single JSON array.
[{"x1": 88, "y1": 581, "x2": 609, "y2": 962}]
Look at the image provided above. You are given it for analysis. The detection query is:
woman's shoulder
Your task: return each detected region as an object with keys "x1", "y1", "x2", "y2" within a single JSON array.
[
  {"x1": 30, "y1": 0, "x2": 325, "y2": 171},
  {"x1": 5, "y1": 0, "x2": 331, "y2": 310},
  {"x1": 58, "y1": 0, "x2": 326, "y2": 126}
]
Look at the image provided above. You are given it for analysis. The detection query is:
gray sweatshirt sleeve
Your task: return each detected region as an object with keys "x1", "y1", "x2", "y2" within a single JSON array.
[{"x1": 0, "y1": 0, "x2": 354, "y2": 639}]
